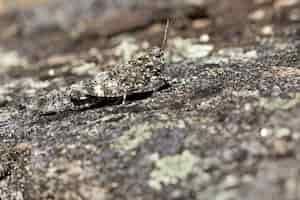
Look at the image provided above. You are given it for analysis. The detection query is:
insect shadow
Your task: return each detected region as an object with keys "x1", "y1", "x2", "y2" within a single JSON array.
[{"x1": 70, "y1": 81, "x2": 170, "y2": 111}]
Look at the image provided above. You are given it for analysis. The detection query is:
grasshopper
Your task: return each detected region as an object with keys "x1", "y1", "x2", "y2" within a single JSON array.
[{"x1": 34, "y1": 20, "x2": 171, "y2": 114}]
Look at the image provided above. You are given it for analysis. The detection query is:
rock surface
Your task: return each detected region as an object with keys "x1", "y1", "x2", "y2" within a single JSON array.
[{"x1": 0, "y1": 0, "x2": 300, "y2": 200}]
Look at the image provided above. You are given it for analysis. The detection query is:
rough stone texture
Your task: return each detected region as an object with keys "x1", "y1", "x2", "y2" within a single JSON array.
[{"x1": 0, "y1": 0, "x2": 300, "y2": 200}]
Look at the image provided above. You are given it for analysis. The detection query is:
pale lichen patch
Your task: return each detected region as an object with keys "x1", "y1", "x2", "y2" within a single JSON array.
[
  {"x1": 111, "y1": 122, "x2": 153, "y2": 151},
  {"x1": 169, "y1": 37, "x2": 214, "y2": 62},
  {"x1": 111, "y1": 120, "x2": 186, "y2": 151},
  {"x1": 148, "y1": 150, "x2": 198, "y2": 190},
  {"x1": 113, "y1": 37, "x2": 140, "y2": 63},
  {"x1": 0, "y1": 48, "x2": 28, "y2": 72},
  {"x1": 71, "y1": 62, "x2": 97, "y2": 76},
  {"x1": 217, "y1": 48, "x2": 258, "y2": 61}
]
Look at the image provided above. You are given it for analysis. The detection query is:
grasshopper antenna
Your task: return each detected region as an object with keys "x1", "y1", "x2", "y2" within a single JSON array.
[{"x1": 161, "y1": 19, "x2": 170, "y2": 50}]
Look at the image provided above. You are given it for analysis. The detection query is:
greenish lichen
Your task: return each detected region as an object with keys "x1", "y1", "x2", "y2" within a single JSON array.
[
  {"x1": 111, "y1": 122, "x2": 153, "y2": 151},
  {"x1": 260, "y1": 127, "x2": 293, "y2": 138},
  {"x1": 71, "y1": 62, "x2": 97, "y2": 75},
  {"x1": 200, "y1": 56, "x2": 230, "y2": 65},
  {"x1": 217, "y1": 48, "x2": 257, "y2": 61},
  {"x1": 111, "y1": 120, "x2": 186, "y2": 151},
  {"x1": 113, "y1": 37, "x2": 140, "y2": 63},
  {"x1": 169, "y1": 37, "x2": 214, "y2": 62},
  {"x1": 0, "y1": 48, "x2": 27, "y2": 72},
  {"x1": 148, "y1": 150, "x2": 198, "y2": 190},
  {"x1": 258, "y1": 93, "x2": 300, "y2": 110}
]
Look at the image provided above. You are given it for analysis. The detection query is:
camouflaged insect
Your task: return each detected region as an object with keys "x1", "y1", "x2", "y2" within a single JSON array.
[
  {"x1": 68, "y1": 47, "x2": 169, "y2": 108},
  {"x1": 31, "y1": 47, "x2": 169, "y2": 114}
]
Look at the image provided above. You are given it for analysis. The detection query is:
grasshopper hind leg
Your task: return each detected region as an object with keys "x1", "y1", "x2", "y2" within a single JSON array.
[{"x1": 122, "y1": 93, "x2": 127, "y2": 104}]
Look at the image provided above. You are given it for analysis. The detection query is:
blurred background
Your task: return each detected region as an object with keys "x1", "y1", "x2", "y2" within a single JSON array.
[{"x1": 0, "y1": 0, "x2": 299, "y2": 62}]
